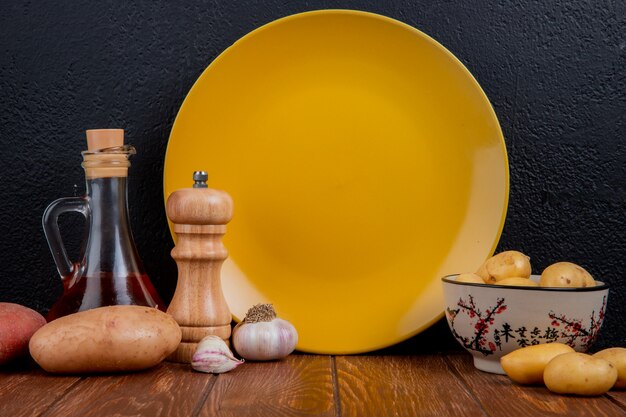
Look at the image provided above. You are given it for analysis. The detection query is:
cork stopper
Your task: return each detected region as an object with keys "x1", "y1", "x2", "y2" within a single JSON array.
[
  {"x1": 82, "y1": 129, "x2": 133, "y2": 179},
  {"x1": 86, "y1": 129, "x2": 124, "y2": 150},
  {"x1": 166, "y1": 171, "x2": 233, "y2": 229}
]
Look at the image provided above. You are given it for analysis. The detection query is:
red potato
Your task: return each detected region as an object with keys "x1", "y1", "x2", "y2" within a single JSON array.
[{"x1": 0, "y1": 303, "x2": 46, "y2": 365}]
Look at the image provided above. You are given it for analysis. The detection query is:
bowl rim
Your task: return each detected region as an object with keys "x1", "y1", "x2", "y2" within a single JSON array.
[{"x1": 441, "y1": 274, "x2": 609, "y2": 292}]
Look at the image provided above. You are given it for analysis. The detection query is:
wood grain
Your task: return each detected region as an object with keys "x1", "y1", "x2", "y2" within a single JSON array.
[
  {"x1": 336, "y1": 355, "x2": 486, "y2": 417},
  {"x1": 446, "y1": 353, "x2": 626, "y2": 416},
  {"x1": 198, "y1": 355, "x2": 335, "y2": 417},
  {"x1": 0, "y1": 366, "x2": 80, "y2": 417},
  {"x1": 3, "y1": 355, "x2": 625, "y2": 416},
  {"x1": 606, "y1": 390, "x2": 626, "y2": 410},
  {"x1": 41, "y1": 363, "x2": 214, "y2": 417}
]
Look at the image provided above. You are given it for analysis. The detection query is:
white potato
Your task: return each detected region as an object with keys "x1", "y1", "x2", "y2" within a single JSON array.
[
  {"x1": 476, "y1": 251, "x2": 531, "y2": 284},
  {"x1": 455, "y1": 273, "x2": 486, "y2": 284},
  {"x1": 540, "y1": 262, "x2": 595, "y2": 288},
  {"x1": 593, "y1": 348, "x2": 626, "y2": 389},
  {"x1": 497, "y1": 277, "x2": 538, "y2": 287},
  {"x1": 500, "y1": 343, "x2": 574, "y2": 385},
  {"x1": 544, "y1": 352, "x2": 617, "y2": 396}
]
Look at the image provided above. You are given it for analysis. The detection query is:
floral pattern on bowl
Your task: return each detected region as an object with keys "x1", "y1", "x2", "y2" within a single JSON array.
[{"x1": 442, "y1": 275, "x2": 609, "y2": 374}]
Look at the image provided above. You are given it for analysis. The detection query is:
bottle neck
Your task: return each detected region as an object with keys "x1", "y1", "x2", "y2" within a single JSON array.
[
  {"x1": 82, "y1": 176, "x2": 144, "y2": 277},
  {"x1": 86, "y1": 176, "x2": 130, "y2": 227},
  {"x1": 82, "y1": 146, "x2": 133, "y2": 243}
]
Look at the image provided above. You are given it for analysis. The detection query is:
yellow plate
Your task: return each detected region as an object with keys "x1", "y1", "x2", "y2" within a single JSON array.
[{"x1": 164, "y1": 10, "x2": 508, "y2": 354}]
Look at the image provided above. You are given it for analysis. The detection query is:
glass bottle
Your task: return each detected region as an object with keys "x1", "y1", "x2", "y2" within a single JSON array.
[{"x1": 43, "y1": 129, "x2": 163, "y2": 320}]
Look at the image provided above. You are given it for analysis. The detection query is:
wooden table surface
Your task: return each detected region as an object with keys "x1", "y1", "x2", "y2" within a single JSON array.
[{"x1": 1, "y1": 352, "x2": 625, "y2": 417}]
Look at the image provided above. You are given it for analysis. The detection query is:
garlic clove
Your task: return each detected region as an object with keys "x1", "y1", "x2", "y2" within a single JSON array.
[{"x1": 192, "y1": 335, "x2": 243, "y2": 374}]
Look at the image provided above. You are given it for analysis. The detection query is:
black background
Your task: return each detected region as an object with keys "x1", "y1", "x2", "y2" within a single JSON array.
[{"x1": 1, "y1": 1, "x2": 624, "y2": 352}]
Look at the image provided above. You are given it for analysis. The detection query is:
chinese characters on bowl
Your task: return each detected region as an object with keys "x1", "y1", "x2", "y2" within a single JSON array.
[{"x1": 442, "y1": 275, "x2": 609, "y2": 374}]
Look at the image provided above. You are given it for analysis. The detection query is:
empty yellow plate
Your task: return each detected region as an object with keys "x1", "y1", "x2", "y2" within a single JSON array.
[{"x1": 164, "y1": 10, "x2": 508, "y2": 354}]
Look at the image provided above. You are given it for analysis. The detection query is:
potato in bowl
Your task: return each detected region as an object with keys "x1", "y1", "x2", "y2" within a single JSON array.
[{"x1": 441, "y1": 274, "x2": 609, "y2": 374}]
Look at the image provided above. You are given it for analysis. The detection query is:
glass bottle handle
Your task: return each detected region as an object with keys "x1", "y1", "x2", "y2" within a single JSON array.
[{"x1": 42, "y1": 197, "x2": 89, "y2": 280}]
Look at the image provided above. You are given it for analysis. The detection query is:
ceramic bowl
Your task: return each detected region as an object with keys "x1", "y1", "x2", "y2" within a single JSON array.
[{"x1": 441, "y1": 275, "x2": 609, "y2": 374}]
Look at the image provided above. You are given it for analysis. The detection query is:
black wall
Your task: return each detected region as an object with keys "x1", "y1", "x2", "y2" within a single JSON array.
[{"x1": 1, "y1": 1, "x2": 624, "y2": 351}]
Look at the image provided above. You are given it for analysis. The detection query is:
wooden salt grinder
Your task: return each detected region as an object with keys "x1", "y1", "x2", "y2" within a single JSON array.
[{"x1": 166, "y1": 171, "x2": 234, "y2": 363}]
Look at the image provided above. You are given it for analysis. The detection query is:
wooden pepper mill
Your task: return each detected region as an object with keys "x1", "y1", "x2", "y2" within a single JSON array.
[{"x1": 166, "y1": 171, "x2": 234, "y2": 363}]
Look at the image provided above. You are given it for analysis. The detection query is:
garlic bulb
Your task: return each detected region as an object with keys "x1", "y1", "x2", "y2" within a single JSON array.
[
  {"x1": 232, "y1": 304, "x2": 298, "y2": 361},
  {"x1": 191, "y1": 335, "x2": 243, "y2": 373}
]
